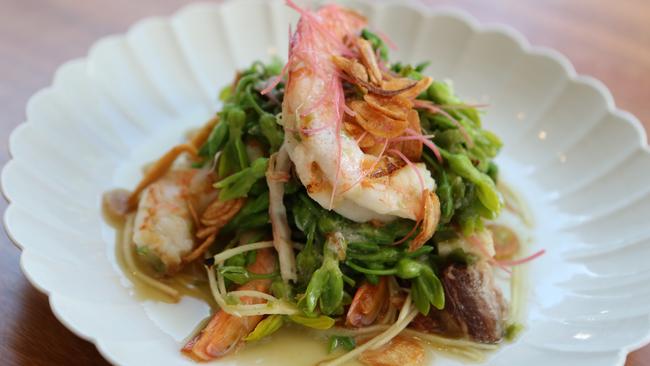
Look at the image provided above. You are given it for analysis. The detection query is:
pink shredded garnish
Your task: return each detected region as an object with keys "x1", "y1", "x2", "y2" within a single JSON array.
[
  {"x1": 438, "y1": 103, "x2": 489, "y2": 110},
  {"x1": 413, "y1": 100, "x2": 473, "y2": 147},
  {"x1": 261, "y1": 25, "x2": 293, "y2": 96},
  {"x1": 286, "y1": 0, "x2": 352, "y2": 56},
  {"x1": 343, "y1": 103, "x2": 356, "y2": 117},
  {"x1": 393, "y1": 218, "x2": 421, "y2": 245},
  {"x1": 497, "y1": 249, "x2": 546, "y2": 266},
  {"x1": 466, "y1": 232, "x2": 545, "y2": 272},
  {"x1": 413, "y1": 99, "x2": 440, "y2": 113},
  {"x1": 285, "y1": 0, "x2": 310, "y2": 17},
  {"x1": 261, "y1": 61, "x2": 289, "y2": 95},
  {"x1": 389, "y1": 134, "x2": 435, "y2": 143},
  {"x1": 355, "y1": 131, "x2": 368, "y2": 144},
  {"x1": 404, "y1": 127, "x2": 442, "y2": 162},
  {"x1": 436, "y1": 109, "x2": 474, "y2": 148},
  {"x1": 338, "y1": 71, "x2": 357, "y2": 85}
]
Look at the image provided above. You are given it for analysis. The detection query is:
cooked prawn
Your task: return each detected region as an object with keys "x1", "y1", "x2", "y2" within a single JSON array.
[
  {"x1": 126, "y1": 115, "x2": 248, "y2": 274},
  {"x1": 182, "y1": 248, "x2": 277, "y2": 361},
  {"x1": 132, "y1": 169, "x2": 206, "y2": 274},
  {"x1": 281, "y1": 3, "x2": 437, "y2": 223}
]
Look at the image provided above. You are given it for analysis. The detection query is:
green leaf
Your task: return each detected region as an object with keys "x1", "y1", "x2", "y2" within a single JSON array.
[
  {"x1": 411, "y1": 279, "x2": 431, "y2": 315},
  {"x1": 244, "y1": 315, "x2": 284, "y2": 342},
  {"x1": 421, "y1": 268, "x2": 445, "y2": 310},
  {"x1": 198, "y1": 119, "x2": 228, "y2": 159},
  {"x1": 289, "y1": 314, "x2": 335, "y2": 330},
  {"x1": 302, "y1": 267, "x2": 327, "y2": 314},
  {"x1": 347, "y1": 247, "x2": 401, "y2": 263},
  {"x1": 441, "y1": 150, "x2": 501, "y2": 214},
  {"x1": 214, "y1": 157, "x2": 269, "y2": 201},
  {"x1": 345, "y1": 261, "x2": 396, "y2": 277},
  {"x1": 296, "y1": 225, "x2": 321, "y2": 285},
  {"x1": 505, "y1": 323, "x2": 524, "y2": 342},
  {"x1": 410, "y1": 267, "x2": 444, "y2": 315},
  {"x1": 436, "y1": 169, "x2": 454, "y2": 224},
  {"x1": 217, "y1": 142, "x2": 236, "y2": 177},
  {"x1": 218, "y1": 85, "x2": 232, "y2": 102},
  {"x1": 415, "y1": 61, "x2": 430, "y2": 72},
  {"x1": 271, "y1": 278, "x2": 292, "y2": 300},
  {"x1": 234, "y1": 137, "x2": 249, "y2": 170},
  {"x1": 292, "y1": 192, "x2": 412, "y2": 247},
  {"x1": 222, "y1": 192, "x2": 270, "y2": 233},
  {"x1": 301, "y1": 233, "x2": 347, "y2": 316},
  {"x1": 328, "y1": 336, "x2": 356, "y2": 353},
  {"x1": 218, "y1": 265, "x2": 278, "y2": 285},
  {"x1": 395, "y1": 258, "x2": 424, "y2": 279},
  {"x1": 225, "y1": 108, "x2": 249, "y2": 170},
  {"x1": 259, "y1": 113, "x2": 284, "y2": 152},
  {"x1": 319, "y1": 262, "x2": 343, "y2": 315},
  {"x1": 427, "y1": 80, "x2": 460, "y2": 105}
]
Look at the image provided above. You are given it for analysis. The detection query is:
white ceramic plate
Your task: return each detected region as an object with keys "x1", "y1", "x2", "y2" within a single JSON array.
[{"x1": 3, "y1": 0, "x2": 650, "y2": 365}]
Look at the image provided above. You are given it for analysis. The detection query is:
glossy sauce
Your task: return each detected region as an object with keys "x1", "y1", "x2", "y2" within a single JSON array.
[{"x1": 221, "y1": 325, "x2": 363, "y2": 366}]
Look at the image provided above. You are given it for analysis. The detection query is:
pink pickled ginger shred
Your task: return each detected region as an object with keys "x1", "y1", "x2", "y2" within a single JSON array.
[
  {"x1": 412, "y1": 100, "x2": 473, "y2": 147},
  {"x1": 389, "y1": 134, "x2": 436, "y2": 143},
  {"x1": 261, "y1": 25, "x2": 294, "y2": 95},
  {"x1": 497, "y1": 249, "x2": 546, "y2": 266},
  {"x1": 405, "y1": 127, "x2": 442, "y2": 162}
]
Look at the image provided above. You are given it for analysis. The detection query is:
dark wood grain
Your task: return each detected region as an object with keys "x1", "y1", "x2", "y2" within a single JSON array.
[{"x1": 0, "y1": 0, "x2": 648, "y2": 365}]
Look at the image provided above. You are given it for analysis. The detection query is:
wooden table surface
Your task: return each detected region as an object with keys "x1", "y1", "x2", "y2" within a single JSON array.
[{"x1": 1, "y1": 0, "x2": 648, "y2": 365}]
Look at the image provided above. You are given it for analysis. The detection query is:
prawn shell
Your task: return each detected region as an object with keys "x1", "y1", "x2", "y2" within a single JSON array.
[
  {"x1": 182, "y1": 249, "x2": 277, "y2": 361},
  {"x1": 346, "y1": 277, "x2": 389, "y2": 327}
]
